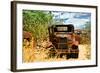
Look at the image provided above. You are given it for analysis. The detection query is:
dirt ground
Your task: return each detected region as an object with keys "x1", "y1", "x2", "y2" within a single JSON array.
[
  {"x1": 78, "y1": 44, "x2": 91, "y2": 60},
  {"x1": 67, "y1": 44, "x2": 91, "y2": 61}
]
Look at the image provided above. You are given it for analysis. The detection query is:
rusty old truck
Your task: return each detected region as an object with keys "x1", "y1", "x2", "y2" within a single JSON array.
[{"x1": 48, "y1": 25, "x2": 81, "y2": 59}]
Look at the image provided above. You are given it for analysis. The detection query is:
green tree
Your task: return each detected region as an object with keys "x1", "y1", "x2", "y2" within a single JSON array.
[
  {"x1": 84, "y1": 22, "x2": 91, "y2": 32},
  {"x1": 23, "y1": 10, "x2": 53, "y2": 41}
]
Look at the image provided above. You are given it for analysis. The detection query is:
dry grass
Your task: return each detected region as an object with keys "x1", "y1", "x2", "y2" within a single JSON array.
[
  {"x1": 85, "y1": 45, "x2": 91, "y2": 59},
  {"x1": 23, "y1": 39, "x2": 35, "y2": 62},
  {"x1": 23, "y1": 39, "x2": 67, "y2": 62},
  {"x1": 23, "y1": 39, "x2": 91, "y2": 63},
  {"x1": 78, "y1": 44, "x2": 91, "y2": 60}
]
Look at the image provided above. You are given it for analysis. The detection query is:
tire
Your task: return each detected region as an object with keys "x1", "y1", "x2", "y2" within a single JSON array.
[
  {"x1": 66, "y1": 53, "x2": 70, "y2": 59},
  {"x1": 48, "y1": 45, "x2": 56, "y2": 58},
  {"x1": 59, "y1": 53, "x2": 63, "y2": 58},
  {"x1": 71, "y1": 45, "x2": 79, "y2": 58},
  {"x1": 70, "y1": 53, "x2": 78, "y2": 58}
]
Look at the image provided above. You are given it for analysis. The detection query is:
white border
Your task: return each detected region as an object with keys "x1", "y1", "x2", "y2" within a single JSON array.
[{"x1": 16, "y1": 3, "x2": 96, "y2": 69}]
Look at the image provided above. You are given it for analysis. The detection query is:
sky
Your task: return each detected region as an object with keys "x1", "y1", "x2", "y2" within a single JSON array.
[{"x1": 52, "y1": 11, "x2": 91, "y2": 29}]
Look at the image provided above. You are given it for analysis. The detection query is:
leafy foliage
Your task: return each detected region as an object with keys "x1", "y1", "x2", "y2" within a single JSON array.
[{"x1": 23, "y1": 10, "x2": 53, "y2": 41}]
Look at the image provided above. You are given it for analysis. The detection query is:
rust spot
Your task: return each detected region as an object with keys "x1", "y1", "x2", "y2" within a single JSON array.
[{"x1": 23, "y1": 31, "x2": 32, "y2": 41}]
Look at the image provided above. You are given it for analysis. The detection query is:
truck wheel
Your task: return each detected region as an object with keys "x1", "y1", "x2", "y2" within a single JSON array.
[
  {"x1": 74, "y1": 53, "x2": 79, "y2": 58},
  {"x1": 71, "y1": 45, "x2": 79, "y2": 58},
  {"x1": 70, "y1": 53, "x2": 79, "y2": 58},
  {"x1": 66, "y1": 53, "x2": 70, "y2": 59},
  {"x1": 48, "y1": 45, "x2": 56, "y2": 58}
]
